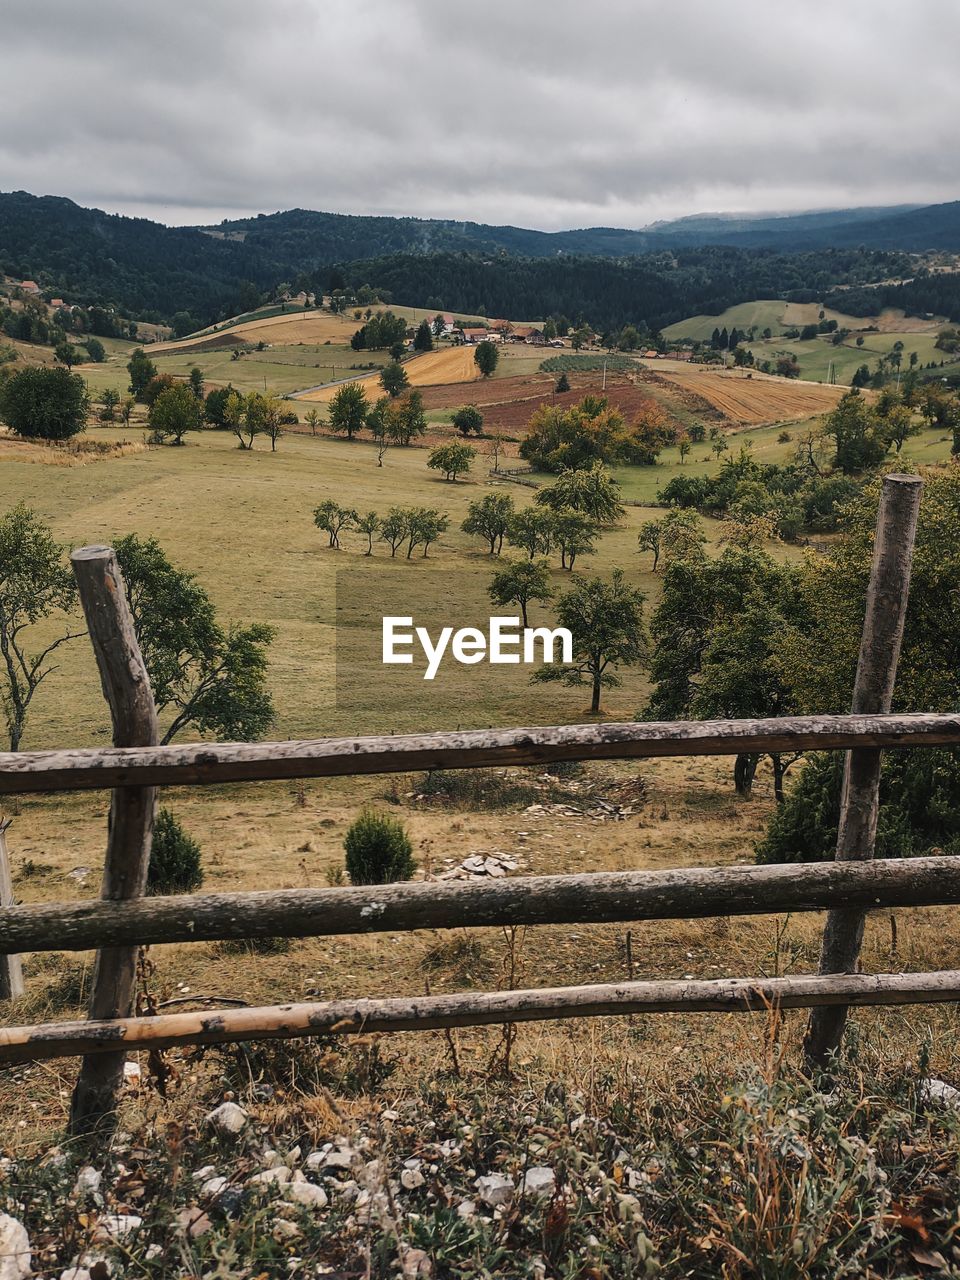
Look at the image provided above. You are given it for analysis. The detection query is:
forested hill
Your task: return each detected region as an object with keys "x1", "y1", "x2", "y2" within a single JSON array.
[
  {"x1": 1, "y1": 187, "x2": 958, "y2": 331},
  {"x1": 335, "y1": 248, "x2": 910, "y2": 334},
  {"x1": 0, "y1": 191, "x2": 275, "y2": 321}
]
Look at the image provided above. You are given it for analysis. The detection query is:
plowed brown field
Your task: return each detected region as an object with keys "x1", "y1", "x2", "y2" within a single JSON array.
[{"x1": 421, "y1": 372, "x2": 665, "y2": 430}]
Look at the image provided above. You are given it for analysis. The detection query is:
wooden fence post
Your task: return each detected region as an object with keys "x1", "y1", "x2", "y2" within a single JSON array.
[
  {"x1": 0, "y1": 821, "x2": 24, "y2": 1000},
  {"x1": 68, "y1": 547, "x2": 158, "y2": 1135},
  {"x1": 804, "y1": 474, "x2": 923, "y2": 1070}
]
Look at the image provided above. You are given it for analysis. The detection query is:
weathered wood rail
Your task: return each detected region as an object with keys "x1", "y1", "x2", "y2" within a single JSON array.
[{"x1": 0, "y1": 474, "x2": 954, "y2": 1135}]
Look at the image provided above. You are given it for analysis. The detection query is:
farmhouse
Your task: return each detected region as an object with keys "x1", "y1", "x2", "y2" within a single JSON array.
[
  {"x1": 510, "y1": 325, "x2": 546, "y2": 345},
  {"x1": 460, "y1": 327, "x2": 491, "y2": 344},
  {"x1": 18, "y1": 280, "x2": 40, "y2": 295}
]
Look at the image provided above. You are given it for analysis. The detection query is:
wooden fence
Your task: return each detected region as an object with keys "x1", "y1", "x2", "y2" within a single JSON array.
[{"x1": 1, "y1": 472, "x2": 956, "y2": 1136}]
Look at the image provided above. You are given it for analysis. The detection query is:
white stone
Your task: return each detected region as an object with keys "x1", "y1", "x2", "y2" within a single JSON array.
[
  {"x1": 0, "y1": 1217, "x2": 29, "y2": 1280},
  {"x1": 322, "y1": 1150, "x2": 354, "y2": 1169},
  {"x1": 923, "y1": 1078, "x2": 960, "y2": 1107},
  {"x1": 73, "y1": 1166, "x2": 102, "y2": 1197},
  {"x1": 456, "y1": 1199, "x2": 476, "y2": 1219},
  {"x1": 262, "y1": 1149, "x2": 283, "y2": 1168},
  {"x1": 272, "y1": 1219, "x2": 302, "y2": 1241},
  {"x1": 59, "y1": 1270, "x2": 91, "y2": 1280},
  {"x1": 192, "y1": 1165, "x2": 218, "y2": 1182},
  {"x1": 123, "y1": 1060, "x2": 141, "y2": 1083},
  {"x1": 401, "y1": 1168, "x2": 425, "y2": 1190},
  {"x1": 205, "y1": 1101, "x2": 247, "y2": 1135},
  {"x1": 475, "y1": 1174, "x2": 514, "y2": 1207},
  {"x1": 284, "y1": 1180, "x2": 329, "y2": 1210},
  {"x1": 304, "y1": 1151, "x2": 325, "y2": 1172},
  {"x1": 200, "y1": 1176, "x2": 229, "y2": 1199},
  {"x1": 521, "y1": 1166, "x2": 556, "y2": 1198},
  {"x1": 248, "y1": 1166, "x2": 292, "y2": 1188}
]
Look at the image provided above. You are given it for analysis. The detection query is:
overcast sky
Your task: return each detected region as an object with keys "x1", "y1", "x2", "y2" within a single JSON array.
[{"x1": 4, "y1": 0, "x2": 959, "y2": 231}]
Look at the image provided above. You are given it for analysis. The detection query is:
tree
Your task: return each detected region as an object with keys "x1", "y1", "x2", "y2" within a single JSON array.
[
  {"x1": 314, "y1": 499, "x2": 357, "y2": 549},
  {"x1": 535, "y1": 462, "x2": 624, "y2": 523},
  {"x1": 305, "y1": 407, "x2": 321, "y2": 437},
  {"x1": 188, "y1": 367, "x2": 204, "y2": 400},
  {"x1": 452, "y1": 405, "x2": 484, "y2": 436},
  {"x1": 646, "y1": 545, "x2": 801, "y2": 797},
  {"x1": 353, "y1": 510, "x2": 381, "y2": 555},
  {"x1": 82, "y1": 337, "x2": 106, "y2": 363},
  {"x1": 638, "y1": 518, "x2": 664, "y2": 571},
  {"x1": 120, "y1": 395, "x2": 135, "y2": 427},
  {"x1": 262, "y1": 394, "x2": 284, "y2": 452},
  {"x1": 413, "y1": 320, "x2": 434, "y2": 352},
  {"x1": 533, "y1": 570, "x2": 646, "y2": 715},
  {"x1": 555, "y1": 372, "x2": 571, "y2": 393},
  {"x1": 822, "y1": 389, "x2": 889, "y2": 473},
  {"x1": 385, "y1": 390, "x2": 426, "y2": 445},
  {"x1": 54, "y1": 340, "x2": 81, "y2": 369},
  {"x1": 226, "y1": 390, "x2": 258, "y2": 449},
  {"x1": 148, "y1": 808, "x2": 204, "y2": 895},
  {"x1": 171, "y1": 311, "x2": 197, "y2": 339},
  {"x1": 659, "y1": 508, "x2": 708, "y2": 569},
  {"x1": 474, "y1": 341, "x2": 499, "y2": 378},
  {"x1": 99, "y1": 387, "x2": 120, "y2": 423},
  {"x1": 0, "y1": 505, "x2": 82, "y2": 750},
  {"x1": 380, "y1": 361, "x2": 409, "y2": 398},
  {"x1": 204, "y1": 385, "x2": 234, "y2": 428},
  {"x1": 328, "y1": 383, "x2": 369, "y2": 438},
  {"x1": 405, "y1": 508, "x2": 449, "y2": 558},
  {"x1": 432, "y1": 314, "x2": 446, "y2": 341},
  {"x1": 488, "y1": 559, "x2": 553, "y2": 628},
  {"x1": 148, "y1": 383, "x2": 202, "y2": 445},
  {"x1": 127, "y1": 348, "x2": 158, "y2": 399},
  {"x1": 506, "y1": 508, "x2": 556, "y2": 560},
  {"x1": 0, "y1": 366, "x2": 88, "y2": 441},
  {"x1": 462, "y1": 492, "x2": 515, "y2": 555},
  {"x1": 380, "y1": 508, "x2": 409, "y2": 557},
  {"x1": 519, "y1": 396, "x2": 634, "y2": 472},
  {"x1": 143, "y1": 373, "x2": 178, "y2": 406},
  {"x1": 428, "y1": 442, "x2": 475, "y2": 481},
  {"x1": 552, "y1": 510, "x2": 599, "y2": 570},
  {"x1": 113, "y1": 534, "x2": 275, "y2": 745},
  {"x1": 678, "y1": 437, "x2": 691, "y2": 464}
]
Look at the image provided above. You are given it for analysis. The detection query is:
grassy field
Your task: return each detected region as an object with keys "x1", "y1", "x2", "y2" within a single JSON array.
[
  {"x1": 2, "y1": 375, "x2": 958, "y2": 1157},
  {"x1": 662, "y1": 299, "x2": 864, "y2": 342},
  {"x1": 746, "y1": 329, "x2": 960, "y2": 385}
]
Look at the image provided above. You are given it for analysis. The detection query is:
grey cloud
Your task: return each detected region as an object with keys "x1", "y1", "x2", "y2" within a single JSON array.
[{"x1": 1, "y1": 0, "x2": 958, "y2": 229}]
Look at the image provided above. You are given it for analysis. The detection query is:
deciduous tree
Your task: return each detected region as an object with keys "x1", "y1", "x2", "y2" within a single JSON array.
[
  {"x1": 488, "y1": 558, "x2": 553, "y2": 628},
  {"x1": 0, "y1": 505, "x2": 82, "y2": 750}
]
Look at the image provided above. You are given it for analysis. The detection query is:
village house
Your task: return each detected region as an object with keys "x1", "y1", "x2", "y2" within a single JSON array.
[
  {"x1": 459, "y1": 326, "x2": 492, "y2": 344},
  {"x1": 18, "y1": 280, "x2": 40, "y2": 295},
  {"x1": 510, "y1": 325, "x2": 546, "y2": 345}
]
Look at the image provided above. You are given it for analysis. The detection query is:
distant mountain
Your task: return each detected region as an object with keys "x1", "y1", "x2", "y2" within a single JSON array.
[{"x1": 202, "y1": 202, "x2": 954, "y2": 261}]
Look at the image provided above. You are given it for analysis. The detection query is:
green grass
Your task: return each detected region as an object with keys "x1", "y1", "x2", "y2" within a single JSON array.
[
  {"x1": 78, "y1": 343, "x2": 390, "y2": 398},
  {"x1": 746, "y1": 330, "x2": 952, "y2": 386}
]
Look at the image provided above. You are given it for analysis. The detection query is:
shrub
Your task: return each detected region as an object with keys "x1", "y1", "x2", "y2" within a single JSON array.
[
  {"x1": 0, "y1": 366, "x2": 88, "y2": 440},
  {"x1": 147, "y1": 807, "x2": 204, "y2": 894},
  {"x1": 344, "y1": 809, "x2": 415, "y2": 884}
]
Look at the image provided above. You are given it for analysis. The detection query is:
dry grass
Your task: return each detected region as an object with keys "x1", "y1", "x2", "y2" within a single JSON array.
[{"x1": 0, "y1": 431, "x2": 148, "y2": 466}]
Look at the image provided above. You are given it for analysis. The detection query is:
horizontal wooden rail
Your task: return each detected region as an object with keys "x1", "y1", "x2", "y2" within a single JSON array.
[
  {"x1": 3, "y1": 969, "x2": 959, "y2": 1063},
  {"x1": 2, "y1": 855, "x2": 960, "y2": 956},
  {"x1": 2, "y1": 714, "x2": 960, "y2": 794}
]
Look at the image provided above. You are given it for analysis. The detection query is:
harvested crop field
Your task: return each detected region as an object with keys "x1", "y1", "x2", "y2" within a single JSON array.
[
  {"x1": 151, "y1": 308, "x2": 357, "y2": 354},
  {"x1": 295, "y1": 344, "x2": 481, "y2": 404},
  {"x1": 644, "y1": 361, "x2": 848, "y2": 425},
  {"x1": 421, "y1": 371, "x2": 666, "y2": 430}
]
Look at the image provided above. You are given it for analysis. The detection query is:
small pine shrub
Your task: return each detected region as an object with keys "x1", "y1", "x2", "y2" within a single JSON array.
[
  {"x1": 147, "y1": 807, "x2": 204, "y2": 895},
  {"x1": 344, "y1": 809, "x2": 415, "y2": 885}
]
